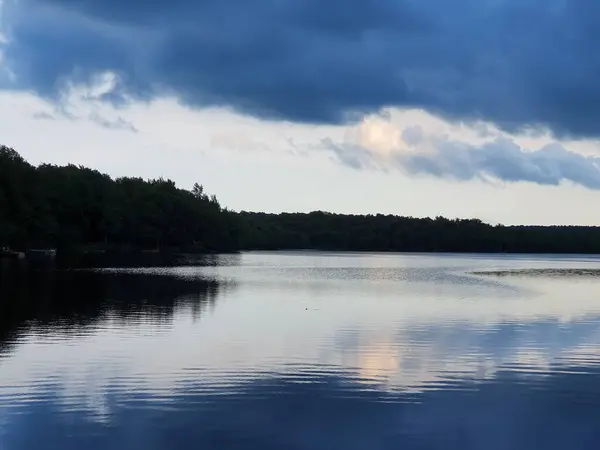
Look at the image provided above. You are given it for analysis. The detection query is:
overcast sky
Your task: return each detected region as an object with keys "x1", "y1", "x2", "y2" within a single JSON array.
[{"x1": 1, "y1": 0, "x2": 600, "y2": 225}]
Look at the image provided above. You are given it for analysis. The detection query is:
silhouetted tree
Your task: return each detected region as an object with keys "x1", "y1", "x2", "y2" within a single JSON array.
[
  {"x1": 4, "y1": 145, "x2": 600, "y2": 255},
  {"x1": 0, "y1": 147, "x2": 237, "y2": 253},
  {"x1": 237, "y1": 211, "x2": 600, "y2": 254}
]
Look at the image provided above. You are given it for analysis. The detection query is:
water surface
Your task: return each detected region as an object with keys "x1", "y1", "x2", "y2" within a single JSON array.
[{"x1": 1, "y1": 252, "x2": 600, "y2": 449}]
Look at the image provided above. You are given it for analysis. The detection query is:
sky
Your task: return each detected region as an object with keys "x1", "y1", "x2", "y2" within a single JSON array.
[{"x1": 1, "y1": 0, "x2": 600, "y2": 225}]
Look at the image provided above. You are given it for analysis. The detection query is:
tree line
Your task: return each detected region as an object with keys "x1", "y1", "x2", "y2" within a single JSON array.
[
  {"x1": 3, "y1": 145, "x2": 600, "y2": 255},
  {"x1": 238, "y1": 212, "x2": 600, "y2": 253},
  {"x1": 0, "y1": 146, "x2": 239, "y2": 253}
]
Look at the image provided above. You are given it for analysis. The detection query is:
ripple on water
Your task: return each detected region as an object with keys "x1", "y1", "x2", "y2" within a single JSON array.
[
  {"x1": 2, "y1": 253, "x2": 600, "y2": 449},
  {"x1": 473, "y1": 268, "x2": 600, "y2": 277}
]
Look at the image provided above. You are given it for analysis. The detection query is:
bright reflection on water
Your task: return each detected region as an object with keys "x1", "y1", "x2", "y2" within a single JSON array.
[{"x1": 2, "y1": 252, "x2": 600, "y2": 449}]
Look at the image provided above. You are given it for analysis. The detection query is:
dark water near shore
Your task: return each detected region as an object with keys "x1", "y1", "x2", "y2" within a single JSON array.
[{"x1": 2, "y1": 252, "x2": 600, "y2": 449}]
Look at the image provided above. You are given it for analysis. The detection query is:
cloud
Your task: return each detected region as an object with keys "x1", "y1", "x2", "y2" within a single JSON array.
[
  {"x1": 322, "y1": 137, "x2": 380, "y2": 170},
  {"x1": 209, "y1": 132, "x2": 273, "y2": 153},
  {"x1": 32, "y1": 107, "x2": 137, "y2": 132},
  {"x1": 323, "y1": 132, "x2": 600, "y2": 190},
  {"x1": 401, "y1": 126, "x2": 424, "y2": 147},
  {"x1": 404, "y1": 139, "x2": 600, "y2": 189},
  {"x1": 88, "y1": 112, "x2": 137, "y2": 132},
  {"x1": 31, "y1": 111, "x2": 56, "y2": 120},
  {"x1": 1, "y1": 0, "x2": 600, "y2": 137}
]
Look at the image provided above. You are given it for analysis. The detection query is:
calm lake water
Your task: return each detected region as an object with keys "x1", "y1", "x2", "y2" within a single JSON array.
[{"x1": 2, "y1": 251, "x2": 600, "y2": 449}]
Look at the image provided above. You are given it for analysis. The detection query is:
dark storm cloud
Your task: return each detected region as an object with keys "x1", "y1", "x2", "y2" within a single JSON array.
[
  {"x1": 324, "y1": 136, "x2": 600, "y2": 190},
  {"x1": 2, "y1": 0, "x2": 600, "y2": 137}
]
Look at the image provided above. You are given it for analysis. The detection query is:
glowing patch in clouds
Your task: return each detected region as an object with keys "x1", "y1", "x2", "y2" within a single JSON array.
[
  {"x1": 326, "y1": 114, "x2": 600, "y2": 190},
  {"x1": 353, "y1": 116, "x2": 405, "y2": 156}
]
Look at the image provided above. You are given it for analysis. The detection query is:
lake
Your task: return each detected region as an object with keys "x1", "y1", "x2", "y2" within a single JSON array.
[{"x1": 1, "y1": 251, "x2": 600, "y2": 449}]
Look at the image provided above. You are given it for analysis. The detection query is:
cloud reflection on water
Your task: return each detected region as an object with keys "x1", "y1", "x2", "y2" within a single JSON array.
[
  {"x1": 2, "y1": 253, "x2": 600, "y2": 449},
  {"x1": 3, "y1": 364, "x2": 600, "y2": 450}
]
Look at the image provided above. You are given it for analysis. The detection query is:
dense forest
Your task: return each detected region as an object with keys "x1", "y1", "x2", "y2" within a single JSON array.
[
  {"x1": 3, "y1": 145, "x2": 600, "y2": 255},
  {"x1": 238, "y1": 212, "x2": 600, "y2": 253},
  {"x1": 0, "y1": 146, "x2": 239, "y2": 253}
]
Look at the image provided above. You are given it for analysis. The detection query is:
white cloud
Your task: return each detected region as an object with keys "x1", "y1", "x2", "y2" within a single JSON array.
[{"x1": 1, "y1": 84, "x2": 600, "y2": 224}]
